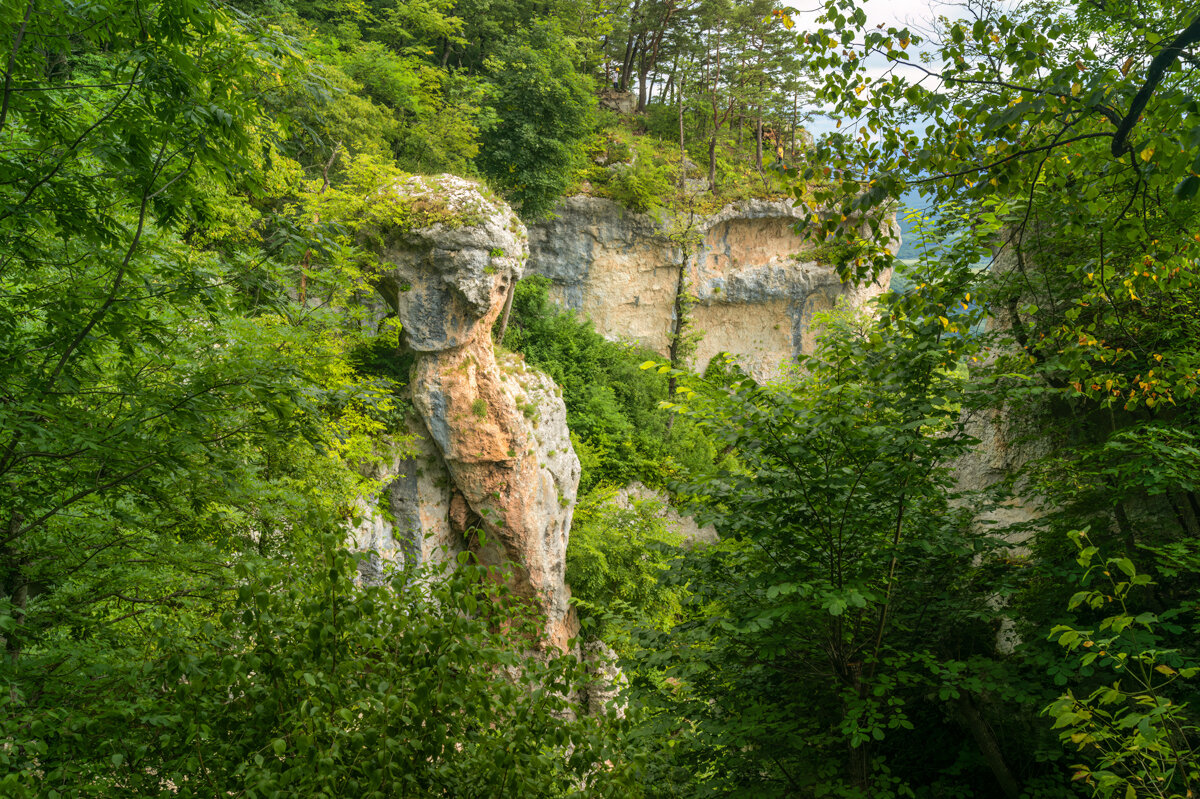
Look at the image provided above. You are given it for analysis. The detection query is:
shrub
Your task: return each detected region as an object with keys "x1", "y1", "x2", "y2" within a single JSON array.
[
  {"x1": 604, "y1": 153, "x2": 673, "y2": 214},
  {"x1": 499, "y1": 275, "x2": 717, "y2": 493},
  {"x1": 567, "y1": 487, "x2": 685, "y2": 648},
  {"x1": 0, "y1": 539, "x2": 636, "y2": 797}
]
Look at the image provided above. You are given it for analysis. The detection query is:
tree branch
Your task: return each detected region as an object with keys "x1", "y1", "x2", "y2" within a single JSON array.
[
  {"x1": 1110, "y1": 15, "x2": 1200, "y2": 157},
  {"x1": 0, "y1": 0, "x2": 34, "y2": 134},
  {"x1": 908, "y1": 132, "x2": 1114, "y2": 185}
]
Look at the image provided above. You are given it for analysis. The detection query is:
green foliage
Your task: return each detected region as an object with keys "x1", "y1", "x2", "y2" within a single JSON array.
[
  {"x1": 18, "y1": 0, "x2": 1200, "y2": 796},
  {"x1": 633, "y1": 305, "x2": 1046, "y2": 797},
  {"x1": 477, "y1": 23, "x2": 596, "y2": 219},
  {"x1": 805, "y1": 235, "x2": 872, "y2": 271},
  {"x1": 792, "y1": 0, "x2": 1200, "y2": 793},
  {"x1": 501, "y1": 275, "x2": 718, "y2": 492},
  {"x1": 567, "y1": 488, "x2": 685, "y2": 648},
  {"x1": 602, "y1": 153, "x2": 675, "y2": 215},
  {"x1": 578, "y1": 121, "x2": 676, "y2": 214},
  {"x1": 0, "y1": 4, "x2": 631, "y2": 797},
  {"x1": 1047, "y1": 531, "x2": 1200, "y2": 799},
  {"x1": 0, "y1": 539, "x2": 635, "y2": 797},
  {"x1": 571, "y1": 108, "x2": 797, "y2": 218}
]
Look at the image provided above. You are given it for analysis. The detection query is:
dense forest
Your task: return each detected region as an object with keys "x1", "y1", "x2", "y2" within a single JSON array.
[{"x1": 3, "y1": 0, "x2": 1200, "y2": 796}]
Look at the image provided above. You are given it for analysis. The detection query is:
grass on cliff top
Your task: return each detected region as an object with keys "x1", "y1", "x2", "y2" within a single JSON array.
[{"x1": 567, "y1": 108, "x2": 803, "y2": 218}]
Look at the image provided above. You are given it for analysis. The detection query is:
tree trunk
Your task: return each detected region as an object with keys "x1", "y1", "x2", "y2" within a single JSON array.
[
  {"x1": 665, "y1": 261, "x2": 687, "y2": 434},
  {"x1": 495, "y1": 278, "x2": 516, "y2": 343},
  {"x1": 955, "y1": 694, "x2": 1021, "y2": 799},
  {"x1": 708, "y1": 136, "x2": 717, "y2": 195},
  {"x1": 4, "y1": 513, "x2": 26, "y2": 704},
  {"x1": 755, "y1": 115, "x2": 764, "y2": 172},
  {"x1": 845, "y1": 662, "x2": 871, "y2": 791},
  {"x1": 679, "y1": 87, "x2": 687, "y2": 192},
  {"x1": 618, "y1": 7, "x2": 642, "y2": 92},
  {"x1": 603, "y1": 36, "x2": 612, "y2": 87},
  {"x1": 791, "y1": 92, "x2": 798, "y2": 157}
]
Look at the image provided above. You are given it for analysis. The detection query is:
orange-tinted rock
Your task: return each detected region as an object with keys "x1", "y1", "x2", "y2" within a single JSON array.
[{"x1": 354, "y1": 174, "x2": 580, "y2": 650}]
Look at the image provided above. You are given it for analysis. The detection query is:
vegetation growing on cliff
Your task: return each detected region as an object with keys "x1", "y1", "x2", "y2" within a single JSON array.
[
  {"x1": 6, "y1": 0, "x2": 1200, "y2": 796},
  {"x1": 500, "y1": 275, "x2": 720, "y2": 494}
]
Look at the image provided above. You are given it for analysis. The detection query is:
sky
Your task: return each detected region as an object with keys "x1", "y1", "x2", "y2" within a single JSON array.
[{"x1": 790, "y1": 0, "x2": 1028, "y2": 138}]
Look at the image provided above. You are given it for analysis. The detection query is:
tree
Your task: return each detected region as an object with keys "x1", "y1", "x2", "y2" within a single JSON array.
[
  {"x1": 477, "y1": 22, "x2": 596, "y2": 218},
  {"x1": 0, "y1": 1, "x2": 395, "y2": 786},
  {"x1": 635, "y1": 303, "x2": 1033, "y2": 796},
  {"x1": 787, "y1": 0, "x2": 1200, "y2": 791}
]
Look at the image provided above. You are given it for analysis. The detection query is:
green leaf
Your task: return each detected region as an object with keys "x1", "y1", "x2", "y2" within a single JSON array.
[{"x1": 1174, "y1": 175, "x2": 1200, "y2": 200}]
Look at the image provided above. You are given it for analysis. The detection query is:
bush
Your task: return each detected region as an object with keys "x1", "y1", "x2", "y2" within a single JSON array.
[
  {"x1": 567, "y1": 487, "x2": 686, "y2": 648},
  {"x1": 0, "y1": 540, "x2": 636, "y2": 798},
  {"x1": 604, "y1": 152, "x2": 673, "y2": 214}
]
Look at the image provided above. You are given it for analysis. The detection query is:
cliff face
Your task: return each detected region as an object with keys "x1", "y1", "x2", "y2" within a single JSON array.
[
  {"x1": 527, "y1": 196, "x2": 893, "y2": 380},
  {"x1": 351, "y1": 175, "x2": 580, "y2": 650},
  {"x1": 348, "y1": 182, "x2": 892, "y2": 650}
]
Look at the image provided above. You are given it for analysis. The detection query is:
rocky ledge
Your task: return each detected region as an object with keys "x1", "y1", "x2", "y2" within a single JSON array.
[{"x1": 527, "y1": 195, "x2": 894, "y2": 381}]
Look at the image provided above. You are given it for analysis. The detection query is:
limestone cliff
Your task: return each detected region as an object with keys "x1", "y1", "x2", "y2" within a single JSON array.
[
  {"x1": 351, "y1": 175, "x2": 580, "y2": 651},
  {"x1": 527, "y1": 195, "x2": 894, "y2": 380}
]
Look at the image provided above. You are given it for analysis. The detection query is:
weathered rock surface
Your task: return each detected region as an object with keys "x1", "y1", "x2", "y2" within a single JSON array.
[
  {"x1": 375, "y1": 174, "x2": 527, "y2": 351},
  {"x1": 612, "y1": 481, "x2": 718, "y2": 546},
  {"x1": 582, "y1": 640, "x2": 626, "y2": 718},
  {"x1": 598, "y1": 89, "x2": 636, "y2": 114},
  {"x1": 527, "y1": 195, "x2": 895, "y2": 381},
  {"x1": 352, "y1": 174, "x2": 580, "y2": 650},
  {"x1": 352, "y1": 417, "x2": 457, "y2": 585}
]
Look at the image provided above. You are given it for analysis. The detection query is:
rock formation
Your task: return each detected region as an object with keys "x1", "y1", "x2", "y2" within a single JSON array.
[
  {"x1": 611, "y1": 482, "x2": 718, "y2": 546},
  {"x1": 527, "y1": 195, "x2": 894, "y2": 381},
  {"x1": 347, "y1": 180, "x2": 892, "y2": 651},
  {"x1": 353, "y1": 174, "x2": 581, "y2": 650}
]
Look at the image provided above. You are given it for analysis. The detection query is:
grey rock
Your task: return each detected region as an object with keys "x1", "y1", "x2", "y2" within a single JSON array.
[
  {"x1": 374, "y1": 174, "x2": 526, "y2": 351},
  {"x1": 527, "y1": 195, "x2": 895, "y2": 381},
  {"x1": 352, "y1": 174, "x2": 582, "y2": 651}
]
